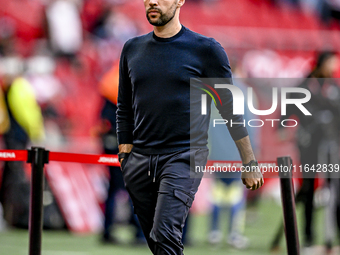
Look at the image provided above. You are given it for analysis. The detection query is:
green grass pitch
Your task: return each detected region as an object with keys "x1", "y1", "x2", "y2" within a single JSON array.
[{"x1": 0, "y1": 200, "x2": 337, "y2": 255}]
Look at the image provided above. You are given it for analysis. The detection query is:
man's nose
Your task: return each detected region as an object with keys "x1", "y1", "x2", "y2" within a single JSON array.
[{"x1": 149, "y1": 0, "x2": 158, "y2": 6}]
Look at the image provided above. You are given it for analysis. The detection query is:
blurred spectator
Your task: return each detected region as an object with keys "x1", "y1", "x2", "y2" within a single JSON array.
[
  {"x1": 0, "y1": 56, "x2": 45, "y2": 227},
  {"x1": 207, "y1": 62, "x2": 260, "y2": 249},
  {"x1": 45, "y1": 0, "x2": 83, "y2": 60},
  {"x1": 103, "y1": 12, "x2": 138, "y2": 44},
  {"x1": 0, "y1": 56, "x2": 45, "y2": 147},
  {"x1": 92, "y1": 9, "x2": 139, "y2": 74},
  {"x1": 98, "y1": 97, "x2": 125, "y2": 243},
  {"x1": 96, "y1": 63, "x2": 144, "y2": 244},
  {"x1": 273, "y1": 51, "x2": 340, "y2": 253},
  {"x1": 91, "y1": 7, "x2": 138, "y2": 44}
]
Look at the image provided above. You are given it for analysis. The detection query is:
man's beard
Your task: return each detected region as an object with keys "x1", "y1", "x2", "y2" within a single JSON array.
[{"x1": 146, "y1": 5, "x2": 177, "y2": 26}]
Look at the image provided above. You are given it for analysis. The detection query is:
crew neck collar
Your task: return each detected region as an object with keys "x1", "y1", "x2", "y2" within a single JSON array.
[{"x1": 152, "y1": 25, "x2": 185, "y2": 42}]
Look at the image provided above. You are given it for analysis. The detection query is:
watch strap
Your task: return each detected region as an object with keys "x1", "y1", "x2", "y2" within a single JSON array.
[
  {"x1": 243, "y1": 160, "x2": 259, "y2": 172},
  {"x1": 118, "y1": 152, "x2": 130, "y2": 162}
]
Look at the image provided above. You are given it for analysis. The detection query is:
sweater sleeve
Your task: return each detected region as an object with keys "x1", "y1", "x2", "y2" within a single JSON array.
[
  {"x1": 204, "y1": 39, "x2": 248, "y2": 141},
  {"x1": 116, "y1": 41, "x2": 134, "y2": 144}
]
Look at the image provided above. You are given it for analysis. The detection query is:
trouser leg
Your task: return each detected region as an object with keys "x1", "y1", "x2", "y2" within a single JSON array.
[
  {"x1": 121, "y1": 151, "x2": 157, "y2": 250},
  {"x1": 149, "y1": 149, "x2": 206, "y2": 255},
  {"x1": 303, "y1": 178, "x2": 315, "y2": 244},
  {"x1": 333, "y1": 178, "x2": 340, "y2": 243},
  {"x1": 103, "y1": 166, "x2": 124, "y2": 238},
  {"x1": 123, "y1": 149, "x2": 207, "y2": 255},
  {"x1": 324, "y1": 178, "x2": 337, "y2": 247},
  {"x1": 211, "y1": 205, "x2": 220, "y2": 231},
  {"x1": 103, "y1": 184, "x2": 116, "y2": 237},
  {"x1": 300, "y1": 145, "x2": 317, "y2": 246}
]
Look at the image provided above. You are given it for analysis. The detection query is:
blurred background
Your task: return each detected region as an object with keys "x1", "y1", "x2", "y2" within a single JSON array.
[{"x1": 0, "y1": 0, "x2": 340, "y2": 254}]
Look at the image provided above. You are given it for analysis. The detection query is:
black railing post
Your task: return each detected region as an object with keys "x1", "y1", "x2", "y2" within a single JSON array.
[
  {"x1": 277, "y1": 156, "x2": 300, "y2": 255},
  {"x1": 27, "y1": 147, "x2": 49, "y2": 255}
]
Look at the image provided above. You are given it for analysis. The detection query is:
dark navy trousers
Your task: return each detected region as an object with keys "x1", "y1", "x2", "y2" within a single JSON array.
[{"x1": 121, "y1": 148, "x2": 208, "y2": 255}]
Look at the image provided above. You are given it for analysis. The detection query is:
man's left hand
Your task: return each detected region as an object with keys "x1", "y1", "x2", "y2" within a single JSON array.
[{"x1": 241, "y1": 171, "x2": 264, "y2": 190}]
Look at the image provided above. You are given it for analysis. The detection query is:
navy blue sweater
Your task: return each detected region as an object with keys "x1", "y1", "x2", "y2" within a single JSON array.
[{"x1": 117, "y1": 26, "x2": 248, "y2": 154}]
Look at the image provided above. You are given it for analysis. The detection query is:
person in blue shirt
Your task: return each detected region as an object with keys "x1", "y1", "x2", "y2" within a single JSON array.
[{"x1": 207, "y1": 71, "x2": 260, "y2": 249}]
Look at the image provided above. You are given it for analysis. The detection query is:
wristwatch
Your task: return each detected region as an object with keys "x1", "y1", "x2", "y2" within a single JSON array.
[
  {"x1": 118, "y1": 152, "x2": 130, "y2": 163},
  {"x1": 242, "y1": 160, "x2": 259, "y2": 172}
]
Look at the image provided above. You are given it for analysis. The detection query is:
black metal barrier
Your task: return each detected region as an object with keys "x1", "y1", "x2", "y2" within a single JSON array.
[
  {"x1": 278, "y1": 156, "x2": 300, "y2": 255},
  {"x1": 27, "y1": 147, "x2": 49, "y2": 255},
  {"x1": 0, "y1": 148, "x2": 300, "y2": 255}
]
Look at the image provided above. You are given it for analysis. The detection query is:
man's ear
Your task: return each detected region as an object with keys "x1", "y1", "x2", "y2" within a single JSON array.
[{"x1": 178, "y1": 0, "x2": 185, "y2": 8}]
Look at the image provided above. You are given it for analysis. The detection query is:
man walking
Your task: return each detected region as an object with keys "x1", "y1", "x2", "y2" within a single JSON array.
[{"x1": 116, "y1": 0, "x2": 264, "y2": 254}]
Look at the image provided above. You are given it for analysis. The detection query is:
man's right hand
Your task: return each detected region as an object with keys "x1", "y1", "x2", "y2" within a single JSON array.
[{"x1": 118, "y1": 144, "x2": 133, "y2": 164}]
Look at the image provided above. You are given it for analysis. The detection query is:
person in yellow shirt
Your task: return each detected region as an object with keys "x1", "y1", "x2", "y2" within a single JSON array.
[
  {"x1": 0, "y1": 57, "x2": 45, "y2": 227},
  {"x1": 3, "y1": 76, "x2": 45, "y2": 148}
]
